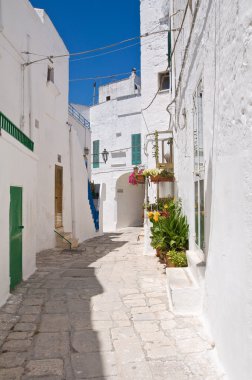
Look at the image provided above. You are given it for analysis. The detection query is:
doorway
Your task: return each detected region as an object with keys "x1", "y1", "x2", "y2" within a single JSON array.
[
  {"x1": 9, "y1": 186, "x2": 23, "y2": 290},
  {"x1": 55, "y1": 165, "x2": 63, "y2": 228}
]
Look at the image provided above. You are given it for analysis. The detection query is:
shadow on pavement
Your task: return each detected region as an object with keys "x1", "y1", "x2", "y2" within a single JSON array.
[{"x1": 0, "y1": 232, "x2": 128, "y2": 379}]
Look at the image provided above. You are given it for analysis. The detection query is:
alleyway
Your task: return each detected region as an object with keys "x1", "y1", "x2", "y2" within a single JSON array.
[{"x1": 0, "y1": 228, "x2": 224, "y2": 380}]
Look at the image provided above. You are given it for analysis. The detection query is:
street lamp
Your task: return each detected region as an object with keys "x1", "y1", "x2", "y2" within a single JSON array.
[
  {"x1": 83, "y1": 147, "x2": 89, "y2": 157},
  {"x1": 102, "y1": 148, "x2": 109, "y2": 164}
]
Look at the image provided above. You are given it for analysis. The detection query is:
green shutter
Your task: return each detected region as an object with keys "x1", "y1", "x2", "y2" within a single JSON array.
[
  {"x1": 93, "y1": 140, "x2": 99, "y2": 168},
  {"x1": 132, "y1": 134, "x2": 141, "y2": 165}
]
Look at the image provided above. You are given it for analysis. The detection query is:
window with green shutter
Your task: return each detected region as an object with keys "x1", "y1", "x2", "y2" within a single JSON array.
[
  {"x1": 93, "y1": 140, "x2": 100, "y2": 168},
  {"x1": 132, "y1": 134, "x2": 141, "y2": 165}
]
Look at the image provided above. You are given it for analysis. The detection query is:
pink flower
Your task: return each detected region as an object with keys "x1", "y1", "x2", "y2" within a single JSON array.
[{"x1": 129, "y1": 172, "x2": 138, "y2": 185}]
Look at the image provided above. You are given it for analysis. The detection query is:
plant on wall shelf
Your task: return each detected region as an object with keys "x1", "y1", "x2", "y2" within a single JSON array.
[
  {"x1": 143, "y1": 168, "x2": 174, "y2": 182},
  {"x1": 128, "y1": 167, "x2": 144, "y2": 185}
]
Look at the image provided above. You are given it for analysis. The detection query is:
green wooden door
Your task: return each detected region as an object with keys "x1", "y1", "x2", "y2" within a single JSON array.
[{"x1": 9, "y1": 186, "x2": 23, "y2": 290}]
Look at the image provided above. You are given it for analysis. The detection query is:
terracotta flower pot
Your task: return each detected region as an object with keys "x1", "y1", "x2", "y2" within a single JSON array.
[
  {"x1": 165, "y1": 255, "x2": 176, "y2": 268},
  {"x1": 150, "y1": 175, "x2": 175, "y2": 183},
  {"x1": 135, "y1": 174, "x2": 145, "y2": 184}
]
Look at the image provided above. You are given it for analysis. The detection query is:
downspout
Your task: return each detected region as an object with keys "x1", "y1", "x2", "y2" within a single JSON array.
[
  {"x1": 27, "y1": 34, "x2": 33, "y2": 139},
  {"x1": 68, "y1": 122, "x2": 76, "y2": 238}
]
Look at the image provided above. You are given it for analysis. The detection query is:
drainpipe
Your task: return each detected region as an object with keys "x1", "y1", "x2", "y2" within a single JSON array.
[
  {"x1": 27, "y1": 34, "x2": 33, "y2": 139},
  {"x1": 68, "y1": 122, "x2": 76, "y2": 238}
]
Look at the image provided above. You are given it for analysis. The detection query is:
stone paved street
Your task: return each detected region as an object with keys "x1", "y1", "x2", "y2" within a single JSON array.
[{"x1": 0, "y1": 228, "x2": 225, "y2": 379}]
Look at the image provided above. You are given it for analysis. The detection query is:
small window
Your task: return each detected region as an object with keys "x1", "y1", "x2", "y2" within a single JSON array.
[
  {"x1": 47, "y1": 66, "x2": 54, "y2": 83},
  {"x1": 106, "y1": 96, "x2": 111, "y2": 101},
  {"x1": 158, "y1": 71, "x2": 170, "y2": 91},
  {"x1": 135, "y1": 84, "x2": 138, "y2": 90}
]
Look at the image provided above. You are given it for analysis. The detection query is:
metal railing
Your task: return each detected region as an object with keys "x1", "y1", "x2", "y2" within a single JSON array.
[
  {"x1": 68, "y1": 104, "x2": 90, "y2": 129},
  {"x1": 0, "y1": 112, "x2": 34, "y2": 151}
]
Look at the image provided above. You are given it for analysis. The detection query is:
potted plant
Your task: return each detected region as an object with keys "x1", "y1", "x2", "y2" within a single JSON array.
[
  {"x1": 129, "y1": 167, "x2": 145, "y2": 185},
  {"x1": 166, "y1": 250, "x2": 187, "y2": 267},
  {"x1": 150, "y1": 169, "x2": 175, "y2": 183},
  {"x1": 148, "y1": 199, "x2": 189, "y2": 267}
]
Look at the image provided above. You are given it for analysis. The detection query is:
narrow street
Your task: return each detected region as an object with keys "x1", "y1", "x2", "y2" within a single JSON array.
[{"x1": 0, "y1": 228, "x2": 224, "y2": 379}]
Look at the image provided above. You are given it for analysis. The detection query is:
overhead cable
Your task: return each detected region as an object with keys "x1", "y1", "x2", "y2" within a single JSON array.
[
  {"x1": 70, "y1": 69, "x2": 140, "y2": 82},
  {"x1": 22, "y1": 29, "x2": 169, "y2": 66}
]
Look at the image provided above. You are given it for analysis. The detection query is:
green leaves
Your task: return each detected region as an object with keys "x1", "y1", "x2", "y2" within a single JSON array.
[
  {"x1": 150, "y1": 199, "x2": 189, "y2": 252},
  {"x1": 167, "y1": 250, "x2": 188, "y2": 267}
]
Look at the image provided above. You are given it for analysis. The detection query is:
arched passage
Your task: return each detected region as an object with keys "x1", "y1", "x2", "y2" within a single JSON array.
[{"x1": 116, "y1": 173, "x2": 145, "y2": 229}]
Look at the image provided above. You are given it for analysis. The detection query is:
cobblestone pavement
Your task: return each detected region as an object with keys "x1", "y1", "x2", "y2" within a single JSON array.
[{"x1": 0, "y1": 228, "x2": 225, "y2": 380}]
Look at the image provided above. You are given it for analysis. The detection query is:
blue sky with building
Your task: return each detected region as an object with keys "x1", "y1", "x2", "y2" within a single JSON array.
[{"x1": 30, "y1": 0, "x2": 140, "y2": 106}]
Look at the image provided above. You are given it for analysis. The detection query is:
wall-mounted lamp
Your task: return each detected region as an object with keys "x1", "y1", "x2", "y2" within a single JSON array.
[
  {"x1": 83, "y1": 147, "x2": 89, "y2": 157},
  {"x1": 102, "y1": 148, "x2": 109, "y2": 164}
]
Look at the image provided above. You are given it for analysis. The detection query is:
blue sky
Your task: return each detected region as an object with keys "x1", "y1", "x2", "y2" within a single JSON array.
[{"x1": 30, "y1": 0, "x2": 140, "y2": 105}]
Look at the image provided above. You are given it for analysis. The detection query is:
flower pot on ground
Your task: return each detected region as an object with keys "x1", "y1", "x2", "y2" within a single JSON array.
[
  {"x1": 166, "y1": 250, "x2": 188, "y2": 268},
  {"x1": 165, "y1": 254, "x2": 176, "y2": 268}
]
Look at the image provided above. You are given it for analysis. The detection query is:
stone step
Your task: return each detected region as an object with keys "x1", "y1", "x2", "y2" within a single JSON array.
[{"x1": 166, "y1": 267, "x2": 203, "y2": 315}]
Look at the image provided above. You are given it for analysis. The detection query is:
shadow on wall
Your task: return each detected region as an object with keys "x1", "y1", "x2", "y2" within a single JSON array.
[
  {"x1": 0, "y1": 233, "x2": 127, "y2": 378},
  {"x1": 98, "y1": 183, "x2": 106, "y2": 233},
  {"x1": 116, "y1": 173, "x2": 145, "y2": 230}
]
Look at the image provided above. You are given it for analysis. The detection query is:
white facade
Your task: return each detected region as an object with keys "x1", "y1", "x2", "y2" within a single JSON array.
[
  {"x1": 169, "y1": 0, "x2": 252, "y2": 378},
  {"x1": 90, "y1": 72, "x2": 145, "y2": 232},
  {"x1": 0, "y1": 0, "x2": 97, "y2": 306},
  {"x1": 140, "y1": 0, "x2": 173, "y2": 254}
]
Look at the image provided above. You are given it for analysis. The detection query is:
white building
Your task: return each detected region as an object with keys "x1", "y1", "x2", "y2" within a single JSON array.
[
  {"x1": 168, "y1": 0, "x2": 252, "y2": 378},
  {"x1": 0, "y1": 0, "x2": 97, "y2": 306},
  {"x1": 140, "y1": 0, "x2": 174, "y2": 254},
  {"x1": 90, "y1": 71, "x2": 145, "y2": 232}
]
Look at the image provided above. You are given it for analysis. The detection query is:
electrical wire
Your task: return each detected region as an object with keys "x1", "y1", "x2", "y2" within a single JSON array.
[
  {"x1": 70, "y1": 70, "x2": 140, "y2": 82},
  {"x1": 23, "y1": 29, "x2": 170, "y2": 67},
  {"x1": 70, "y1": 34, "x2": 160, "y2": 64},
  {"x1": 142, "y1": 0, "x2": 191, "y2": 112},
  {"x1": 70, "y1": 42, "x2": 141, "y2": 63},
  {"x1": 166, "y1": 0, "x2": 200, "y2": 129}
]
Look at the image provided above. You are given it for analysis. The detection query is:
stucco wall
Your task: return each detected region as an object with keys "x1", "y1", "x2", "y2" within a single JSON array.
[
  {"x1": 170, "y1": 0, "x2": 252, "y2": 378},
  {"x1": 98, "y1": 73, "x2": 140, "y2": 103},
  {"x1": 0, "y1": 133, "x2": 38, "y2": 306},
  {"x1": 0, "y1": 0, "x2": 97, "y2": 305},
  {"x1": 90, "y1": 79, "x2": 144, "y2": 232},
  {"x1": 140, "y1": 0, "x2": 171, "y2": 205}
]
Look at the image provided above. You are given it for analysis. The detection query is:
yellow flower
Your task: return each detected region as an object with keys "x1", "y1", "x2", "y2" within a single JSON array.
[
  {"x1": 164, "y1": 204, "x2": 169, "y2": 209},
  {"x1": 147, "y1": 212, "x2": 154, "y2": 219},
  {"x1": 153, "y1": 211, "x2": 160, "y2": 222}
]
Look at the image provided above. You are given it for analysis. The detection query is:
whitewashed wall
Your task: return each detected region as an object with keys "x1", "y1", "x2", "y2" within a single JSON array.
[
  {"x1": 0, "y1": 135, "x2": 37, "y2": 306},
  {"x1": 140, "y1": 0, "x2": 172, "y2": 255},
  {"x1": 0, "y1": 0, "x2": 96, "y2": 305},
  {"x1": 170, "y1": 0, "x2": 252, "y2": 378},
  {"x1": 140, "y1": 0, "x2": 171, "y2": 174},
  {"x1": 90, "y1": 75, "x2": 145, "y2": 232},
  {"x1": 68, "y1": 109, "x2": 92, "y2": 178}
]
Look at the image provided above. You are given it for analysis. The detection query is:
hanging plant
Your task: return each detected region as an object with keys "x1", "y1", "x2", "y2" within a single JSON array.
[{"x1": 128, "y1": 167, "x2": 144, "y2": 185}]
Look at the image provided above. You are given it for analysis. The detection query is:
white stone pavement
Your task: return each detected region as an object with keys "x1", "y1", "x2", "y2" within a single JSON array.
[{"x1": 0, "y1": 227, "x2": 226, "y2": 379}]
